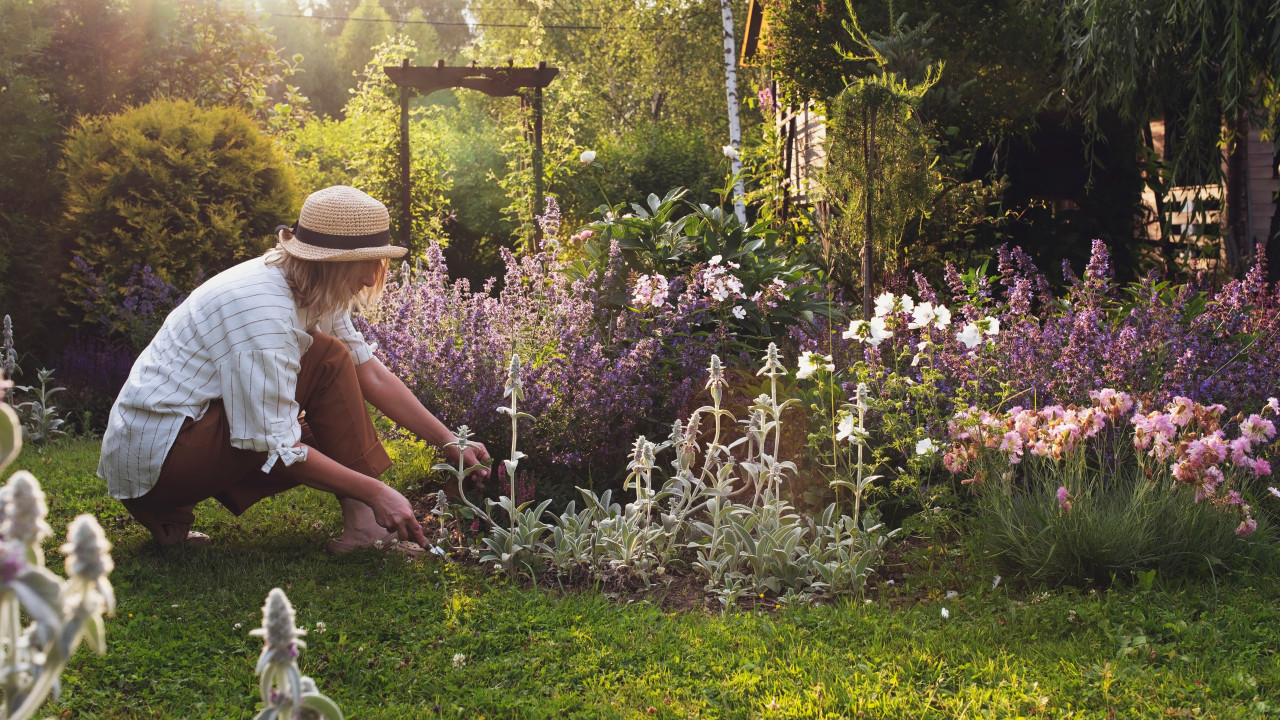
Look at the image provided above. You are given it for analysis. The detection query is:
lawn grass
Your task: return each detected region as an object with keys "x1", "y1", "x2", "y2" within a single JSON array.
[{"x1": 20, "y1": 438, "x2": 1280, "y2": 718}]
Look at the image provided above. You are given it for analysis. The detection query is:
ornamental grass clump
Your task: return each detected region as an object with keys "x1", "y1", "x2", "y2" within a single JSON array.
[{"x1": 944, "y1": 391, "x2": 1280, "y2": 585}]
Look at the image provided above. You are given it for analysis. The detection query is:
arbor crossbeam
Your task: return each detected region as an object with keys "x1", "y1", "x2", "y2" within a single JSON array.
[{"x1": 384, "y1": 60, "x2": 559, "y2": 255}]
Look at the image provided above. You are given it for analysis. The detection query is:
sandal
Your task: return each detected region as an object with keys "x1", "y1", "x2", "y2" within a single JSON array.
[
  {"x1": 149, "y1": 522, "x2": 212, "y2": 547},
  {"x1": 327, "y1": 531, "x2": 424, "y2": 558}
]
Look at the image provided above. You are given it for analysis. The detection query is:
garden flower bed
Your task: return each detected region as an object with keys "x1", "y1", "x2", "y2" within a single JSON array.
[{"x1": 17, "y1": 437, "x2": 1280, "y2": 718}]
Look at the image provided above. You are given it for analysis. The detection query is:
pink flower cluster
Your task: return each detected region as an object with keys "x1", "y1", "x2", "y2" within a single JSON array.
[
  {"x1": 697, "y1": 255, "x2": 744, "y2": 305},
  {"x1": 943, "y1": 397, "x2": 1116, "y2": 474},
  {"x1": 631, "y1": 273, "x2": 670, "y2": 309},
  {"x1": 750, "y1": 277, "x2": 787, "y2": 312},
  {"x1": 1133, "y1": 397, "x2": 1275, "y2": 495},
  {"x1": 942, "y1": 390, "x2": 1279, "y2": 536}
]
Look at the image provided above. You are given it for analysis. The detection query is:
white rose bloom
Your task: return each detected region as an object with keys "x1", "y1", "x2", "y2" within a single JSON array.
[
  {"x1": 982, "y1": 316, "x2": 1001, "y2": 336},
  {"x1": 579, "y1": 150, "x2": 596, "y2": 164},
  {"x1": 915, "y1": 438, "x2": 938, "y2": 455},
  {"x1": 722, "y1": 144, "x2": 740, "y2": 160}
]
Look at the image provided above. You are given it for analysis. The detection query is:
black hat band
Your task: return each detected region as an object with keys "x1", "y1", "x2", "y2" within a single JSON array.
[{"x1": 292, "y1": 223, "x2": 392, "y2": 250}]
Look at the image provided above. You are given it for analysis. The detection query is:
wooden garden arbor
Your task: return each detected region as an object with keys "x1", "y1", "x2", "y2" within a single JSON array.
[{"x1": 384, "y1": 60, "x2": 559, "y2": 255}]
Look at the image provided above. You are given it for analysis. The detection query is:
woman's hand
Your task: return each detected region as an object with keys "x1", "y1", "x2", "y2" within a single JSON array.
[{"x1": 368, "y1": 484, "x2": 428, "y2": 546}]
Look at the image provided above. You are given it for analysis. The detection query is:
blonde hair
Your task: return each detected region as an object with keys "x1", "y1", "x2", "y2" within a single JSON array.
[{"x1": 264, "y1": 239, "x2": 388, "y2": 319}]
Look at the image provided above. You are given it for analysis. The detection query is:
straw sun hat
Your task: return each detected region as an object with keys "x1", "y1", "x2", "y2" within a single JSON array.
[{"x1": 276, "y1": 185, "x2": 408, "y2": 262}]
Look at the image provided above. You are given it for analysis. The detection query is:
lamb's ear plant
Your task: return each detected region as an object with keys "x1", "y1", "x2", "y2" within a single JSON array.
[
  {"x1": 478, "y1": 354, "x2": 552, "y2": 575},
  {"x1": 249, "y1": 588, "x2": 343, "y2": 720},
  {"x1": 437, "y1": 348, "x2": 897, "y2": 605},
  {"x1": 0, "y1": 395, "x2": 118, "y2": 720},
  {"x1": 13, "y1": 368, "x2": 67, "y2": 445},
  {"x1": 2, "y1": 319, "x2": 66, "y2": 446},
  {"x1": 1, "y1": 317, "x2": 16, "y2": 383},
  {"x1": 431, "y1": 425, "x2": 490, "y2": 522}
]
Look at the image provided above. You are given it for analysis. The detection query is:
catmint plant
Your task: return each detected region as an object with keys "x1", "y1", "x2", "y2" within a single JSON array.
[
  {"x1": 249, "y1": 588, "x2": 343, "y2": 720},
  {"x1": 361, "y1": 241, "x2": 662, "y2": 494}
]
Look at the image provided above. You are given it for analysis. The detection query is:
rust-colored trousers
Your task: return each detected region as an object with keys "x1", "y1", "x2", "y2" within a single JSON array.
[{"x1": 122, "y1": 333, "x2": 392, "y2": 533}]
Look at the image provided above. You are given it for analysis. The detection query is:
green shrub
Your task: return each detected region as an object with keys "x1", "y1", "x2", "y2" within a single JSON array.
[
  {"x1": 59, "y1": 98, "x2": 297, "y2": 325},
  {"x1": 554, "y1": 120, "x2": 723, "y2": 230}
]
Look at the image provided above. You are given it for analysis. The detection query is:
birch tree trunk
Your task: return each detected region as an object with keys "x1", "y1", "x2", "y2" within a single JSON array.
[{"x1": 719, "y1": 0, "x2": 746, "y2": 225}]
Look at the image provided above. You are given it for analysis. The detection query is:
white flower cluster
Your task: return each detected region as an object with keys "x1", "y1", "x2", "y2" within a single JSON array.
[
  {"x1": 841, "y1": 292, "x2": 999, "y2": 350},
  {"x1": 908, "y1": 301, "x2": 952, "y2": 330},
  {"x1": 843, "y1": 316, "x2": 893, "y2": 347},
  {"x1": 631, "y1": 273, "x2": 669, "y2": 309}
]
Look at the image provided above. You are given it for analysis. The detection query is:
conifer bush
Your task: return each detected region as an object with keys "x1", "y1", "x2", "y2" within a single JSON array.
[{"x1": 59, "y1": 98, "x2": 297, "y2": 325}]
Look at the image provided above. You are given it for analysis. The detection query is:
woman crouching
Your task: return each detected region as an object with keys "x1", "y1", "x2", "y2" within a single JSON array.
[{"x1": 98, "y1": 185, "x2": 488, "y2": 555}]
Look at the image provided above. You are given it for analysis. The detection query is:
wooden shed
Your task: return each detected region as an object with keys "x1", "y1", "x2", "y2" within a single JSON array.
[{"x1": 741, "y1": 0, "x2": 826, "y2": 209}]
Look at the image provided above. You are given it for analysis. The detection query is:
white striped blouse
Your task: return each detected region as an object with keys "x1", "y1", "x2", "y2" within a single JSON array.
[{"x1": 97, "y1": 257, "x2": 373, "y2": 500}]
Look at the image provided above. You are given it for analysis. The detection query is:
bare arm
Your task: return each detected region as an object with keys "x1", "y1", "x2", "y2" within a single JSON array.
[{"x1": 354, "y1": 356, "x2": 491, "y2": 477}]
